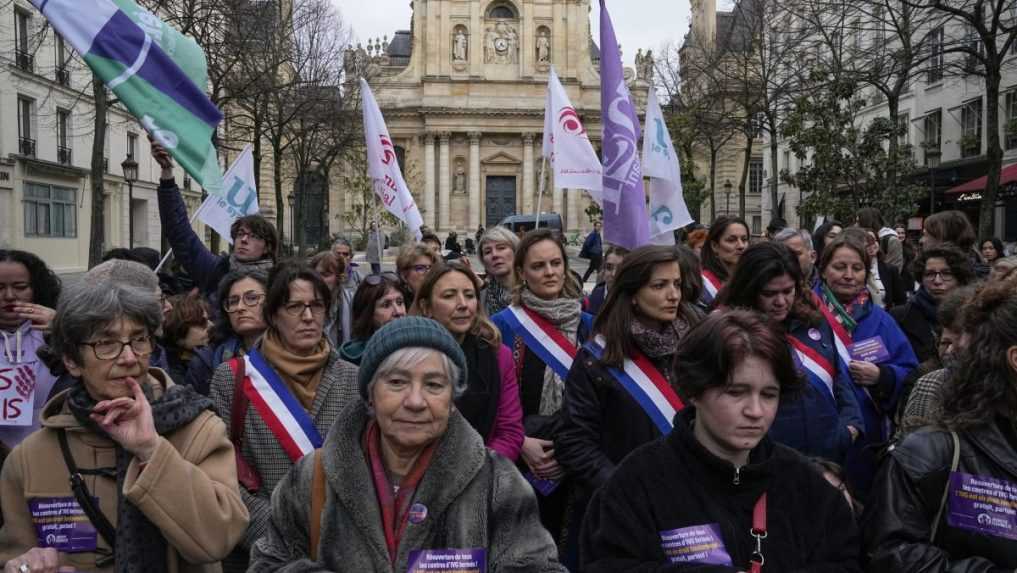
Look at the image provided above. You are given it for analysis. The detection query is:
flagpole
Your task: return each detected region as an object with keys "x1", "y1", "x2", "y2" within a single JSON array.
[
  {"x1": 534, "y1": 156, "x2": 549, "y2": 230},
  {"x1": 154, "y1": 198, "x2": 209, "y2": 273}
]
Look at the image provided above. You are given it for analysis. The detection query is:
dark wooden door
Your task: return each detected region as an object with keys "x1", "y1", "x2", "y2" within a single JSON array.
[{"x1": 485, "y1": 175, "x2": 516, "y2": 227}]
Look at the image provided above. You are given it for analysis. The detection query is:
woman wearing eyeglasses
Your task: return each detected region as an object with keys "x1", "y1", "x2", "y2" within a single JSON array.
[
  {"x1": 183, "y1": 269, "x2": 269, "y2": 396},
  {"x1": 396, "y1": 244, "x2": 439, "y2": 303},
  {"x1": 0, "y1": 280, "x2": 248, "y2": 573},
  {"x1": 339, "y1": 273, "x2": 407, "y2": 366},
  {"x1": 209, "y1": 262, "x2": 360, "y2": 572}
]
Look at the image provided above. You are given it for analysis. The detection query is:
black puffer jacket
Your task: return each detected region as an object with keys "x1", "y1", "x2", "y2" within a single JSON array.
[
  {"x1": 580, "y1": 408, "x2": 862, "y2": 572},
  {"x1": 863, "y1": 417, "x2": 1017, "y2": 571}
]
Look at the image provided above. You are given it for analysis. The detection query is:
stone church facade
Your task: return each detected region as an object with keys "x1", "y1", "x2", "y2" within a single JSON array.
[{"x1": 343, "y1": 0, "x2": 650, "y2": 238}]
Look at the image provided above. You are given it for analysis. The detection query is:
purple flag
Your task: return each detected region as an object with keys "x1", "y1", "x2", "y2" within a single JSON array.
[{"x1": 599, "y1": 0, "x2": 649, "y2": 249}]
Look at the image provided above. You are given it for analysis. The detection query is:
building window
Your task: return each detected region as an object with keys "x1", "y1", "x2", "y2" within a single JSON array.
[
  {"x1": 751, "y1": 215, "x2": 762, "y2": 236},
  {"x1": 127, "y1": 132, "x2": 138, "y2": 160},
  {"x1": 57, "y1": 109, "x2": 71, "y2": 165},
  {"x1": 17, "y1": 96, "x2": 35, "y2": 157},
  {"x1": 782, "y1": 149, "x2": 791, "y2": 174},
  {"x1": 1005, "y1": 90, "x2": 1017, "y2": 149},
  {"x1": 55, "y1": 34, "x2": 70, "y2": 86},
  {"x1": 960, "y1": 98, "x2": 983, "y2": 157},
  {"x1": 923, "y1": 110, "x2": 941, "y2": 166},
  {"x1": 749, "y1": 159, "x2": 763, "y2": 194},
  {"x1": 488, "y1": 4, "x2": 516, "y2": 18},
  {"x1": 897, "y1": 112, "x2": 910, "y2": 149},
  {"x1": 14, "y1": 8, "x2": 32, "y2": 73},
  {"x1": 927, "y1": 26, "x2": 944, "y2": 84},
  {"x1": 24, "y1": 183, "x2": 77, "y2": 237}
]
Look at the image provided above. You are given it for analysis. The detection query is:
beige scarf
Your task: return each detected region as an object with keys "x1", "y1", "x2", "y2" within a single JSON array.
[
  {"x1": 521, "y1": 288, "x2": 582, "y2": 416},
  {"x1": 259, "y1": 330, "x2": 331, "y2": 410}
]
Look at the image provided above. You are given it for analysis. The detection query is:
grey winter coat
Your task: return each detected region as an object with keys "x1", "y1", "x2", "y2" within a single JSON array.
[
  {"x1": 249, "y1": 400, "x2": 566, "y2": 573},
  {"x1": 209, "y1": 348, "x2": 359, "y2": 550}
]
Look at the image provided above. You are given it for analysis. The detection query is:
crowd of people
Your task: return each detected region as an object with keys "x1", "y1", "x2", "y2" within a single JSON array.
[{"x1": 0, "y1": 143, "x2": 1014, "y2": 572}]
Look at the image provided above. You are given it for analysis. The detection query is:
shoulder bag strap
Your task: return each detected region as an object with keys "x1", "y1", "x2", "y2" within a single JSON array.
[
  {"x1": 228, "y1": 357, "x2": 262, "y2": 492},
  {"x1": 309, "y1": 449, "x2": 326, "y2": 561},
  {"x1": 929, "y1": 431, "x2": 961, "y2": 543},
  {"x1": 57, "y1": 430, "x2": 117, "y2": 552}
]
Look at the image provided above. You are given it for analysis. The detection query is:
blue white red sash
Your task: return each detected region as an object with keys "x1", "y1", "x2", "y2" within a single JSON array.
[
  {"x1": 701, "y1": 270, "x2": 722, "y2": 304},
  {"x1": 786, "y1": 335, "x2": 836, "y2": 405},
  {"x1": 586, "y1": 336, "x2": 685, "y2": 435},
  {"x1": 243, "y1": 348, "x2": 323, "y2": 462},
  {"x1": 812, "y1": 292, "x2": 854, "y2": 366},
  {"x1": 502, "y1": 305, "x2": 578, "y2": 379}
]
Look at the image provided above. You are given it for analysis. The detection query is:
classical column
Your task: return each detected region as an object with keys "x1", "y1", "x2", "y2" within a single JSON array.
[
  {"x1": 423, "y1": 133, "x2": 436, "y2": 229},
  {"x1": 438, "y1": 132, "x2": 451, "y2": 231},
  {"x1": 522, "y1": 133, "x2": 536, "y2": 215},
  {"x1": 469, "y1": 131, "x2": 481, "y2": 230},
  {"x1": 567, "y1": 187, "x2": 580, "y2": 231}
]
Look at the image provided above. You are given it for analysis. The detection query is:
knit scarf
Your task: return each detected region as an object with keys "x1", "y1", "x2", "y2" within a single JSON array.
[
  {"x1": 484, "y1": 277, "x2": 513, "y2": 317},
  {"x1": 66, "y1": 375, "x2": 213, "y2": 573},
  {"x1": 630, "y1": 318, "x2": 683, "y2": 384},
  {"x1": 520, "y1": 288, "x2": 581, "y2": 416},
  {"x1": 228, "y1": 254, "x2": 274, "y2": 275},
  {"x1": 259, "y1": 330, "x2": 331, "y2": 411},
  {"x1": 820, "y1": 283, "x2": 869, "y2": 335},
  {"x1": 911, "y1": 287, "x2": 939, "y2": 325}
]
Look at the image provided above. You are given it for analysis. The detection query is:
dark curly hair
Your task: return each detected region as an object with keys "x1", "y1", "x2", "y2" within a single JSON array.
[
  {"x1": 211, "y1": 269, "x2": 269, "y2": 345},
  {"x1": 0, "y1": 250, "x2": 61, "y2": 309},
  {"x1": 911, "y1": 244, "x2": 975, "y2": 287},
  {"x1": 716, "y1": 241, "x2": 821, "y2": 326},
  {"x1": 938, "y1": 276, "x2": 1017, "y2": 429}
]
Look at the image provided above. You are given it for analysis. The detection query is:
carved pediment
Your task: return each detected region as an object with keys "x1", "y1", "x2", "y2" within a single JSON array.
[{"x1": 481, "y1": 151, "x2": 521, "y2": 165}]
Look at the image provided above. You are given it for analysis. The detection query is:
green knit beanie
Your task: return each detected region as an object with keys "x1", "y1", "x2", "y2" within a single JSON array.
[{"x1": 357, "y1": 316, "x2": 468, "y2": 401}]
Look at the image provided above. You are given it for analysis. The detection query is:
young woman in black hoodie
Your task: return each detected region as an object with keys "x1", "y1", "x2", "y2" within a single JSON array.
[{"x1": 580, "y1": 309, "x2": 862, "y2": 572}]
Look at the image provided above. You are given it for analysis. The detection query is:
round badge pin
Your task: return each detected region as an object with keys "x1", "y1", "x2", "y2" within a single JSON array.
[
  {"x1": 408, "y1": 503, "x2": 428, "y2": 524},
  {"x1": 808, "y1": 328, "x2": 822, "y2": 341}
]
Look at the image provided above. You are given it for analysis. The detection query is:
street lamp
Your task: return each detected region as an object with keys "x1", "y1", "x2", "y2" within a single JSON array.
[
  {"x1": 287, "y1": 193, "x2": 296, "y2": 253},
  {"x1": 724, "y1": 179, "x2": 733, "y2": 216},
  {"x1": 121, "y1": 155, "x2": 139, "y2": 248}
]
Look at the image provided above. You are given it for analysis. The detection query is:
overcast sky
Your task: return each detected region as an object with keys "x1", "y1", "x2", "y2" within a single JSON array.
[{"x1": 330, "y1": 0, "x2": 704, "y2": 68}]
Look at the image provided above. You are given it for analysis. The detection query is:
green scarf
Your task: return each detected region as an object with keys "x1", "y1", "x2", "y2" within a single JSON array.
[{"x1": 821, "y1": 283, "x2": 859, "y2": 333}]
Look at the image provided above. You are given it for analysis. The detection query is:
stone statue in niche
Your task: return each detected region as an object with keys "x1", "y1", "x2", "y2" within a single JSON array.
[
  {"x1": 486, "y1": 22, "x2": 519, "y2": 64},
  {"x1": 454, "y1": 160, "x2": 466, "y2": 193},
  {"x1": 453, "y1": 28, "x2": 468, "y2": 62},
  {"x1": 537, "y1": 30, "x2": 551, "y2": 64}
]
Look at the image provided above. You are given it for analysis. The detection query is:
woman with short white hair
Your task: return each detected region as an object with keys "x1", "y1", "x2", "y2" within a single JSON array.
[{"x1": 250, "y1": 317, "x2": 565, "y2": 572}]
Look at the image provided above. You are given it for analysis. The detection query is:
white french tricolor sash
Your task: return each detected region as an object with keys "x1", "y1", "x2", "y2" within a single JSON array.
[
  {"x1": 787, "y1": 336, "x2": 836, "y2": 405},
  {"x1": 243, "y1": 348, "x2": 323, "y2": 462},
  {"x1": 503, "y1": 305, "x2": 578, "y2": 379},
  {"x1": 586, "y1": 336, "x2": 685, "y2": 435},
  {"x1": 701, "y1": 270, "x2": 722, "y2": 304}
]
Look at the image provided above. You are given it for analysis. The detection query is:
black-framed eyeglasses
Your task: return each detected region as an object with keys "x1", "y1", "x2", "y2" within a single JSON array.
[
  {"x1": 282, "y1": 300, "x2": 327, "y2": 318},
  {"x1": 223, "y1": 291, "x2": 266, "y2": 313},
  {"x1": 80, "y1": 335, "x2": 154, "y2": 360},
  {"x1": 364, "y1": 272, "x2": 401, "y2": 286},
  {"x1": 234, "y1": 229, "x2": 264, "y2": 241},
  {"x1": 923, "y1": 270, "x2": 955, "y2": 282}
]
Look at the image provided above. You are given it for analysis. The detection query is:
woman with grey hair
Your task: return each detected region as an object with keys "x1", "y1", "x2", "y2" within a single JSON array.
[
  {"x1": 249, "y1": 317, "x2": 565, "y2": 572},
  {"x1": 478, "y1": 226, "x2": 520, "y2": 317},
  {"x1": 0, "y1": 282, "x2": 248, "y2": 572}
]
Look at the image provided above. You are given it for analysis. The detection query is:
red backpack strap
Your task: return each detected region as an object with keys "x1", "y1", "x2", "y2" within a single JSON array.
[{"x1": 227, "y1": 356, "x2": 262, "y2": 492}]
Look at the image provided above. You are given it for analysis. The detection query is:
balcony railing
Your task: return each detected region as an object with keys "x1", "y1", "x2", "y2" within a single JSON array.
[
  {"x1": 14, "y1": 49, "x2": 33, "y2": 73},
  {"x1": 57, "y1": 146, "x2": 72, "y2": 165},
  {"x1": 56, "y1": 67, "x2": 70, "y2": 86},
  {"x1": 18, "y1": 137, "x2": 36, "y2": 157}
]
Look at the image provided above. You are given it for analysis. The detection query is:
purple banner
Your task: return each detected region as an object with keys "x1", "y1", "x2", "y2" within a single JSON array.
[
  {"x1": 598, "y1": 0, "x2": 649, "y2": 250},
  {"x1": 659, "y1": 523, "x2": 733, "y2": 565},
  {"x1": 523, "y1": 471, "x2": 561, "y2": 496},
  {"x1": 406, "y1": 548, "x2": 486, "y2": 572},
  {"x1": 849, "y1": 336, "x2": 890, "y2": 363},
  {"x1": 947, "y1": 472, "x2": 1017, "y2": 540},
  {"x1": 28, "y1": 496, "x2": 98, "y2": 553}
]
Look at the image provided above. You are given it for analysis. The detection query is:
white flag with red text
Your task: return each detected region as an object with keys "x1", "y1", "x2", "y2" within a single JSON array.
[
  {"x1": 361, "y1": 78, "x2": 423, "y2": 238},
  {"x1": 542, "y1": 68, "x2": 603, "y2": 204}
]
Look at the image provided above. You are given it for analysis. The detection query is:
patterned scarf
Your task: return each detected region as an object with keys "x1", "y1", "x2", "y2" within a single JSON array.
[
  {"x1": 65, "y1": 375, "x2": 213, "y2": 573},
  {"x1": 820, "y1": 283, "x2": 869, "y2": 335},
  {"x1": 483, "y1": 278, "x2": 513, "y2": 317},
  {"x1": 630, "y1": 318, "x2": 687, "y2": 385},
  {"x1": 228, "y1": 254, "x2": 275, "y2": 275},
  {"x1": 520, "y1": 288, "x2": 582, "y2": 416}
]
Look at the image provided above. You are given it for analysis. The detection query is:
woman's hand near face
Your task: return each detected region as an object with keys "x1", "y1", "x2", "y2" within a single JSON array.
[
  {"x1": 90, "y1": 377, "x2": 159, "y2": 462},
  {"x1": 848, "y1": 360, "x2": 880, "y2": 386},
  {"x1": 12, "y1": 302, "x2": 55, "y2": 333}
]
